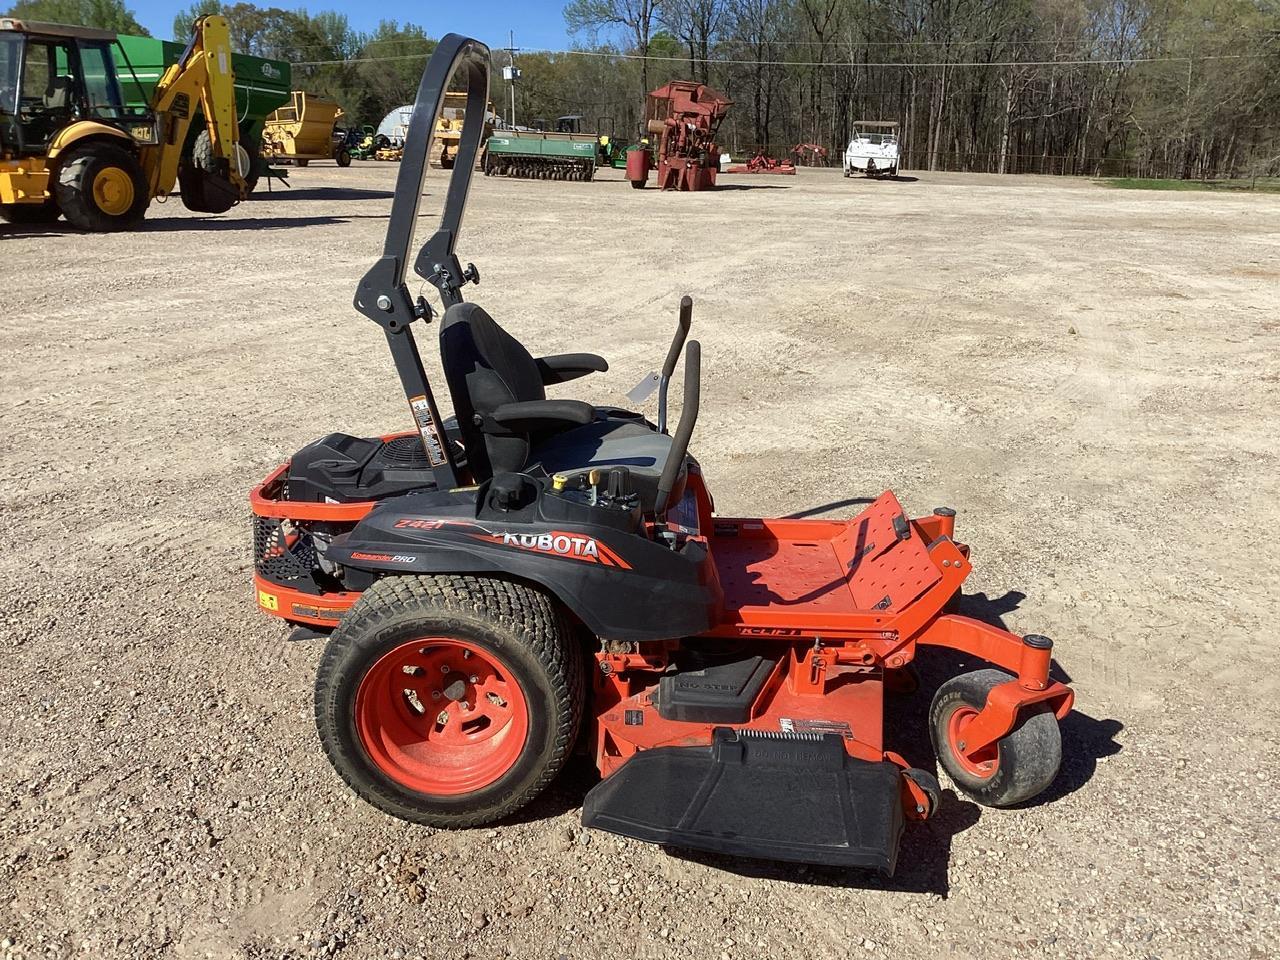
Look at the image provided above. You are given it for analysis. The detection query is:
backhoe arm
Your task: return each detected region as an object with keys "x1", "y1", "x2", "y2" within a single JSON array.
[{"x1": 142, "y1": 15, "x2": 243, "y2": 198}]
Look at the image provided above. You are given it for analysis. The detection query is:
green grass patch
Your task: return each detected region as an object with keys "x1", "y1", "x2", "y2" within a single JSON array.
[{"x1": 1097, "y1": 176, "x2": 1280, "y2": 193}]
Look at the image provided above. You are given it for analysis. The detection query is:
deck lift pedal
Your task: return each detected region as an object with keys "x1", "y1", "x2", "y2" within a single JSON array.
[{"x1": 249, "y1": 34, "x2": 1075, "y2": 874}]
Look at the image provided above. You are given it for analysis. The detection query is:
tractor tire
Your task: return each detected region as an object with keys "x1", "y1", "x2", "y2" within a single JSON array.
[
  {"x1": 179, "y1": 130, "x2": 241, "y2": 214},
  {"x1": 54, "y1": 142, "x2": 149, "y2": 232},
  {"x1": 315, "y1": 575, "x2": 584, "y2": 828},
  {"x1": 336, "y1": 148, "x2": 351, "y2": 168},
  {"x1": 929, "y1": 669, "x2": 1061, "y2": 808},
  {"x1": 239, "y1": 129, "x2": 262, "y2": 193},
  {"x1": 0, "y1": 200, "x2": 61, "y2": 224}
]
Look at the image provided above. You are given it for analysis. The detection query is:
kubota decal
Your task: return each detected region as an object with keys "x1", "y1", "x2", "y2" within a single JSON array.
[
  {"x1": 475, "y1": 530, "x2": 631, "y2": 569},
  {"x1": 387, "y1": 518, "x2": 631, "y2": 569}
]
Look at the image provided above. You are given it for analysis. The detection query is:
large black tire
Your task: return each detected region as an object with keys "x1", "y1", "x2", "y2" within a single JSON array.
[
  {"x1": 239, "y1": 129, "x2": 262, "y2": 193},
  {"x1": 335, "y1": 148, "x2": 351, "y2": 168},
  {"x1": 315, "y1": 575, "x2": 584, "y2": 827},
  {"x1": 929, "y1": 668, "x2": 1061, "y2": 807},
  {"x1": 54, "y1": 142, "x2": 148, "y2": 232},
  {"x1": 179, "y1": 130, "x2": 240, "y2": 214},
  {"x1": 0, "y1": 200, "x2": 61, "y2": 224}
]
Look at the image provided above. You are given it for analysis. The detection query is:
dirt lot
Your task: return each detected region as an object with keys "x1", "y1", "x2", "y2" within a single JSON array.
[{"x1": 1, "y1": 163, "x2": 1278, "y2": 960}]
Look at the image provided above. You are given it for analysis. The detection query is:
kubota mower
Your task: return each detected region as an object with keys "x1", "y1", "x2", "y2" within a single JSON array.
[{"x1": 250, "y1": 35, "x2": 1074, "y2": 873}]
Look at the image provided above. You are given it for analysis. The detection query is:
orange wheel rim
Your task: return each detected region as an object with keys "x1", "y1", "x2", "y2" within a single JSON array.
[
  {"x1": 355, "y1": 638, "x2": 529, "y2": 796},
  {"x1": 947, "y1": 705, "x2": 999, "y2": 779}
]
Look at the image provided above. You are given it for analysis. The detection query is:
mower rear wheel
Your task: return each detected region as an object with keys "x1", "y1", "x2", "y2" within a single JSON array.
[
  {"x1": 315, "y1": 575, "x2": 583, "y2": 827},
  {"x1": 929, "y1": 669, "x2": 1061, "y2": 807}
]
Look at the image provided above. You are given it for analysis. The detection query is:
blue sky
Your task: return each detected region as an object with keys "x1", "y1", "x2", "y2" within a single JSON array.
[{"x1": 130, "y1": 0, "x2": 578, "y2": 50}]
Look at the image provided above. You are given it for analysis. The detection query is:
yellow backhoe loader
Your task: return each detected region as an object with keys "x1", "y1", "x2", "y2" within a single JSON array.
[{"x1": 0, "y1": 15, "x2": 249, "y2": 231}]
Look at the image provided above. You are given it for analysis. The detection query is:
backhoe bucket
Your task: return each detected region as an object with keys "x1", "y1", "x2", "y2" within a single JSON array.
[{"x1": 178, "y1": 166, "x2": 238, "y2": 213}]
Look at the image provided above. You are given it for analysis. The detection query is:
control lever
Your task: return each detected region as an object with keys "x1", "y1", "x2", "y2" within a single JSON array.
[
  {"x1": 653, "y1": 339, "x2": 700, "y2": 518},
  {"x1": 658, "y1": 296, "x2": 693, "y2": 434}
]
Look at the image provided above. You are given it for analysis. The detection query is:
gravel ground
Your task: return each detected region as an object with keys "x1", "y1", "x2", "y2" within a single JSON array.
[{"x1": 1, "y1": 164, "x2": 1278, "y2": 960}]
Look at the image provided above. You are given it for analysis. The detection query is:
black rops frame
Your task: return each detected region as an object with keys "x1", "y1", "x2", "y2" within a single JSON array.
[{"x1": 353, "y1": 34, "x2": 491, "y2": 490}]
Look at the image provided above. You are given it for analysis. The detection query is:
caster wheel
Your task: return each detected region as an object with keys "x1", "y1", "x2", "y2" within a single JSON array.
[
  {"x1": 903, "y1": 767, "x2": 942, "y2": 819},
  {"x1": 929, "y1": 669, "x2": 1061, "y2": 807}
]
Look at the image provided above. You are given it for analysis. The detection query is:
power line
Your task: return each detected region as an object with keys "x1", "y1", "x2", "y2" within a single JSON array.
[{"x1": 294, "y1": 47, "x2": 1267, "y2": 69}]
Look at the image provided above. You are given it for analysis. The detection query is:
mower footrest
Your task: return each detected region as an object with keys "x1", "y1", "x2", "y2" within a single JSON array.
[{"x1": 582, "y1": 728, "x2": 904, "y2": 873}]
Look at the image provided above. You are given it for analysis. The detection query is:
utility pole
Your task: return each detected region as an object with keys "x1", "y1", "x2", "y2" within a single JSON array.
[{"x1": 502, "y1": 31, "x2": 521, "y2": 129}]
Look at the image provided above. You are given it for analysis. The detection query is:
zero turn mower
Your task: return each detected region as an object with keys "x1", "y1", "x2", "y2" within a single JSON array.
[{"x1": 250, "y1": 35, "x2": 1074, "y2": 873}]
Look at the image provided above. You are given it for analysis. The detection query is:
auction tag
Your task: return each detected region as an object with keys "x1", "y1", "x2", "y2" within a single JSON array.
[{"x1": 626, "y1": 371, "x2": 660, "y2": 404}]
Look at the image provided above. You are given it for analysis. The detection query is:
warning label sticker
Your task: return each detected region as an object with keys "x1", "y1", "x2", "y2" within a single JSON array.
[
  {"x1": 408, "y1": 395, "x2": 448, "y2": 467},
  {"x1": 780, "y1": 718, "x2": 853, "y2": 738}
]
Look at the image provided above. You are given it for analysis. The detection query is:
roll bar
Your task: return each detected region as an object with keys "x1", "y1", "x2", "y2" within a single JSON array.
[{"x1": 352, "y1": 33, "x2": 491, "y2": 489}]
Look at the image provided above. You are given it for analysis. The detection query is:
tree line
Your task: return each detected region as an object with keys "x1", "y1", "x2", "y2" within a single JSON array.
[
  {"x1": 563, "y1": 0, "x2": 1280, "y2": 179},
  {"x1": 7, "y1": 0, "x2": 1278, "y2": 179}
]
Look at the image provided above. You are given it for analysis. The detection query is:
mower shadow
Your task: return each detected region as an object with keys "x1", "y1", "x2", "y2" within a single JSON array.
[
  {"x1": 250, "y1": 187, "x2": 396, "y2": 201},
  {"x1": 660, "y1": 792, "x2": 981, "y2": 895},
  {"x1": 951, "y1": 589, "x2": 1027, "y2": 631},
  {"x1": 713, "y1": 182, "x2": 790, "y2": 191},
  {"x1": 784, "y1": 496, "x2": 876, "y2": 519},
  {"x1": 497, "y1": 755, "x2": 599, "y2": 826}
]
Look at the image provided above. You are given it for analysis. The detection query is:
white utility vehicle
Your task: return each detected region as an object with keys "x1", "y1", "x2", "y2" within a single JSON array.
[{"x1": 844, "y1": 121, "x2": 900, "y2": 178}]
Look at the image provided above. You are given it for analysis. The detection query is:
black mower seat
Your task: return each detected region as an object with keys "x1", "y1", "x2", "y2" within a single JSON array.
[{"x1": 440, "y1": 302, "x2": 683, "y2": 510}]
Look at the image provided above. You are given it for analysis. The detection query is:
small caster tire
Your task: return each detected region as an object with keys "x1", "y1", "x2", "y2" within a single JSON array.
[
  {"x1": 929, "y1": 669, "x2": 1061, "y2": 807},
  {"x1": 903, "y1": 767, "x2": 942, "y2": 819}
]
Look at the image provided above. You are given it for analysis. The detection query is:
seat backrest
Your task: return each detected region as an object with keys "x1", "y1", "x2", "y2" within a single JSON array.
[
  {"x1": 439, "y1": 302, "x2": 545, "y2": 479},
  {"x1": 44, "y1": 76, "x2": 72, "y2": 110}
]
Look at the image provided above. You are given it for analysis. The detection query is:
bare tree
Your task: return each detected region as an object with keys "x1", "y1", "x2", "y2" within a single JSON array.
[
  {"x1": 565, "y1": 0, "x2": 665, "y2": 97},
  {"x1": 661, "y1": 0, "x2": 728, "y2": 82}
]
